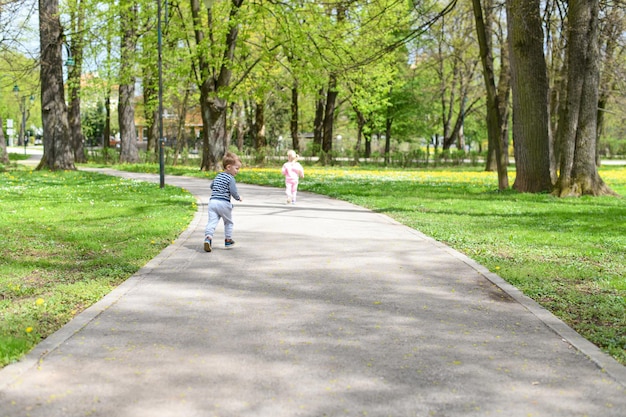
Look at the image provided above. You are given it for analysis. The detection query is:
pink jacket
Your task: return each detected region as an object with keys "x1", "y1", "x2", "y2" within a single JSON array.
[{"x1": 282, "y1": 162, "x2": 304, "y2": 182}]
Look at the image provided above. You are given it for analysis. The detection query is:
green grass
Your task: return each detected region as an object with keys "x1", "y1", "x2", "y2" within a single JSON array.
[
  {"x1": 0, "y1": 167, "x2": 197, "y2": 367},
  {"x1": 111, "y1": 162, "x2": 626, "y2": 364}
]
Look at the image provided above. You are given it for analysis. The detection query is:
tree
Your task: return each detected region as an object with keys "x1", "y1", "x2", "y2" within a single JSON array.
[
  {"x1": 190, "y1": 0, "x2": 245, "y2": 171},
  {"x1": 472, "y1": 0, "x2": 509, "y2": 190},
  {"x1": 0, "y1": 112, "x2": 7, "y2": 164},
  {"x1": 553, "y1": 0, "x2": 615, "y2": 196},
  {"x1": 117, "y1": 0, "x2": 140, "y2": 163},
  {"x1": 37, "y1": 0, "x2": 75, "y2": 171},
  {"x1": 430, "y1": 2, "x2": 480, "y2": 153},
  {"x1": 66, "y1": 0, "x2": 87, "y2": 163},
  {"x1": 595, "y1": 6, "x2": 624, "y2": 165},
  {"x1": 506, "y1": 0, "x2": 551, "y2": 192}
]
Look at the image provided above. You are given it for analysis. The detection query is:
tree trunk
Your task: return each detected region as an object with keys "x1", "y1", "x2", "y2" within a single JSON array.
[
  {"x1": 364, "y1": 131, "x2": 372, "y2": 159},
  {"x1": 230, "y1": 103, "x2": 245, "y2": 151},
  {"x1": 192, "y1": 0, "x2": 243, "y2": 171},
  {"x1": 173, "y1": 88, "x2": 190, "y2": 166},
  {"x1": 554, "y1": 0, "x2": 615, "y2": 196},
  {"x1": 199, "y1": 82, "x2": 229, "y2": 170},
  {"x1": 472, "y1": 0, "x2": 509, "y2": 189},
  {"x1": 142, "y1": 64, "x2": 158, "y2": 153},
  {"x1": 103, "y1": 95, "x2": 111, "y2": 149},
  {"x1": 37, "y1": 0, "x2": 75, "y2": 171},
  {"x1": 254, "y1": 97, "x2": 266, "y2": 149},
  {"x1": 384, "y1": 108, "x2": 392, "y2": 165},
  {"x1": 321, "y1": 73, "x2": 338, "y2": 163},
  {"x1": 595, "y1": 6, "x2": 622, "y2": 166},
  {"x1": 118, "y1": 3, "x2": 139, "y2": 163},
  {"x1": 440, "y1": 55, "x2": 458, "y2": 151},
  {"x1": 0, "y1": 114, "x2": 8, "y2": 164},
  {"x1": 313, "y1": 88, "x2": 324, "y2": 155},
  {"x1": 68, "y1": 77, "x2": 86, "y2": 163},
  {"x1": 118, "y1": 82, "x2": 139, "y2": 163},
  {"x1": 353, "y1": 107, "x2": 365, "y2": 165},
  {"x1": 68, "y1": 2, "x2": 86, "y2": 163},
  {"x1": 545, "y1": 0, "x2": 568, "y2": 183},
  {"x1": 103, "y1": 38, "x2": 112, "y2": 155},
  {"x1": 495, "y1": 49, "x2": 511, "y2": 169},
  {"x1": 290, "y1": 83, "x2": 300, "y2": 152},
  {"x1": 506, "y1": 0, "x2": 551, "y2": 192}
]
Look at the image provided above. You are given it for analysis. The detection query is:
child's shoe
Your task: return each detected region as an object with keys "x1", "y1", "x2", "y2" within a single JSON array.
[
  {"x1": 203, "y1": 238, "x2": 212, "y2": 252},
  {"x1": 225, "y1": 239, "x2": 236, "y2": 248}
]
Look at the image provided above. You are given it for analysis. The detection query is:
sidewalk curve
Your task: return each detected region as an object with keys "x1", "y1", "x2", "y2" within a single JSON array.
[{"x1": 1, "y1": 169, "x2": 625, "y2": 417}]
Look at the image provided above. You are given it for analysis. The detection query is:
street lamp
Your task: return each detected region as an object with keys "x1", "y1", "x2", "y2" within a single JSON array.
[{"x1": 158, "y1": 0, "x2": 165, "y2": 188}]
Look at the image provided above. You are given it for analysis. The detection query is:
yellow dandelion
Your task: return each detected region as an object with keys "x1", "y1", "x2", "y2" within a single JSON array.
[
  {"x1": 36, "y1": 298, "x2": 45, "y2": 306},
  {"x1": 25, "y1": 327, "x2": 33, "y2": 333}
]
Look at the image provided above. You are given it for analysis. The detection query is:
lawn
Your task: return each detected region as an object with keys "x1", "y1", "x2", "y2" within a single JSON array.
[
  {"x1": 0, "y1": 167, "x2": 197, "y2": 367},
  {"x1": 1, "y1": 161, "x2": 624, "y2": 367}
]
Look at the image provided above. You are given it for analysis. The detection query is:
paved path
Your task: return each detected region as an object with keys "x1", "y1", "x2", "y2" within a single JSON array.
[{"x1": 1, "y1": 169, "x2": 625, "y2": 417}]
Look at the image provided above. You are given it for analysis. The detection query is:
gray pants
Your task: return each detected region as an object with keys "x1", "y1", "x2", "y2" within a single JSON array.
[{"x1": 205, "y1": 199, "x2": 234, "y2": 240}]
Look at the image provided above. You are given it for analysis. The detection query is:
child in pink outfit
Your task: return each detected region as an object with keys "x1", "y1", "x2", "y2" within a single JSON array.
[{"x1": 281, "y1": 150, "x2": 304, "y2": 204}]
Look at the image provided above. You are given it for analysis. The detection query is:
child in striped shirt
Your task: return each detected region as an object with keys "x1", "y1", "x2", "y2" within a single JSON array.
[{"x1": 204, "y1": 152, "x2": 243, "y2": 252}]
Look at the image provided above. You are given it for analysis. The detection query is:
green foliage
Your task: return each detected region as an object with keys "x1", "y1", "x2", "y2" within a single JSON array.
[
  {"x1": 0, "y1": 169, "x2": 196, "y2": 366},
  {"x1": 599, "y1": 136, "x2": 626, "y2": 159},
  {"x1": 81, "y1": 101, "x2": 106, "y2": 146}
]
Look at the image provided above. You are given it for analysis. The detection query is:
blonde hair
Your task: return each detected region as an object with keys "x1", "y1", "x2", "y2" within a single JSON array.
[
  {"x1": 287, "y1": 150, "x2": 299, "y2": 162},
  {"x1": 223, "y1": 151, "x2": 241, "y2": 169}
]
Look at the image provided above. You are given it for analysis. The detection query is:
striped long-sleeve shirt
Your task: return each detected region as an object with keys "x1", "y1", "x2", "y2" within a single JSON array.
[{"x1": 210, "y1": 172, "x2": 241, "y2": 202}]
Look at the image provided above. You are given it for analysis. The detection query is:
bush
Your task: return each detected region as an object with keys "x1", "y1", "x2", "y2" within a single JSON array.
[{"x1": 599, "y1": 137, "x2": 626, "y2": 159}]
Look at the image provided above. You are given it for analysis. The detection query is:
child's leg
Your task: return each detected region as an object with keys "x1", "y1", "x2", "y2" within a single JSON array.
[
  {"x1": 212, "y1": 201, "x2": 234, "y2": 240},
  {"x1": 292, "y1": 182, "x2": 299, "y2": 203},
  {"x1": 204, "y1": 201, "x2": 221, "y2": 239},
  {"x1": 285, "y1": 181, "x2": 292, "y2": 203},
  {"x1": 222, "y1": 211, "x2": 234, "y2": 239},
  {"x1": 287, "y1": 181, "x2": 298, "y2": 203}
]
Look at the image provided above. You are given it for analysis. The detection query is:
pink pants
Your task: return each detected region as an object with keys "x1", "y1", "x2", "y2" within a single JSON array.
[{"x1": 285, "y1": 180, "x2": 299, "y2": 202}]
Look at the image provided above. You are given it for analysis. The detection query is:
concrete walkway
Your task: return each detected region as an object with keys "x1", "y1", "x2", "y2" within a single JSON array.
[{"x1": 1, "y1": 168, "x2": 625, "y2": 417}]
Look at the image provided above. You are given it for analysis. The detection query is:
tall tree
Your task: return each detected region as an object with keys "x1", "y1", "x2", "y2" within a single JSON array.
[
  {"x1": 472, "y1": 0, "x2": 509, "y2": 190},
  {"x1": 190, "y1": 0, "x2": 245, "y2": 171},
  {"x1": 553, "y1": 0, "x2": 615, "y2": 196},
  {"x1": 66, "y1": 0, "x2": 87, "y2": 163},
  {"x1": 544, "y1": 0, "x2": 568, "y2": 180},
  {"x1": 506, "y1": 0, "x2": 551, "y2": 192},
  {"x1": 37, "y1": 0, "x2": 75, "y2": 170},
  {"x1": 118, "y1": 0, "x2": 139, "y2": 163},
  {"x1": 596, "y1": 5, "x2": 624, "y2": 166},
  {"x1": 289, "y1": 80, "x2": 299, "y2": 152}
]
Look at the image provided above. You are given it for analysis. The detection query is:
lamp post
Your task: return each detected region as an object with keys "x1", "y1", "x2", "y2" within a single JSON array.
[{"x1": 158, "y1": 0, "x2": 165, "y2": 188}]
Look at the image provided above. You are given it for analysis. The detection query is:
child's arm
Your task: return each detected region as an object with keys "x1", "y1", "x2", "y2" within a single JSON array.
[{"x1": 230, "y1": 179, "x2": 242, "y2": 202}]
